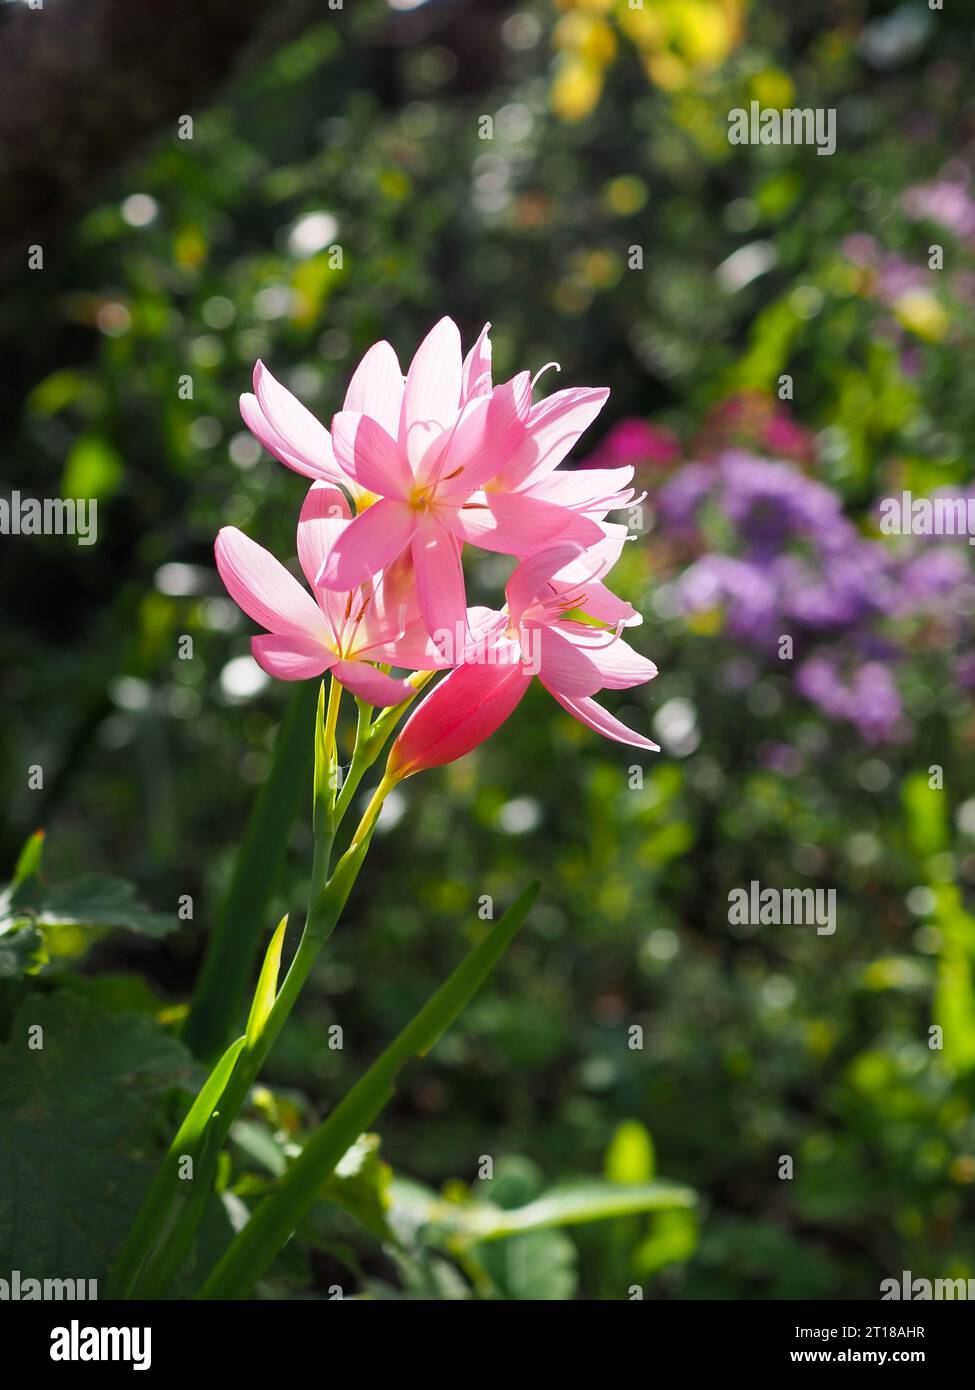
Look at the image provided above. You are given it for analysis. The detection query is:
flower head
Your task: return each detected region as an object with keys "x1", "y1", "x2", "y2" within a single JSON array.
[{"x1": 221, "y1": 318, "x2": 659, "y2": 763}]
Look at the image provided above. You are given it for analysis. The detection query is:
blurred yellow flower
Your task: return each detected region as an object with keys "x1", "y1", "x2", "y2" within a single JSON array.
[
  {"x1": 553, "y1": 0, "x2": 746, "y2": 120},
  {"x1": 645, "y1": 50, "x2": 688, "y2": 91},
  {"x1": 749, "y1": 66, "x2": 796, "y2": 110},
  {"x1": 554, "y1": 10, "x2": 618, "y2": 63},
  {"x1": 552, "y1": 53, "x2": 605, "y2": 121},
  {"x1": 893, "y1": 291, "x2": 950, "y2": 343}
]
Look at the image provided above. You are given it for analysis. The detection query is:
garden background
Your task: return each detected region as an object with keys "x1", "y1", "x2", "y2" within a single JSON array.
[{"x1": 1, "y1": 0, "x2": 974, "y2": 1300}]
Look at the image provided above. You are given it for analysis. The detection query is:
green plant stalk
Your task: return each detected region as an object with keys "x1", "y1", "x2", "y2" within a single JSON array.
[
  {"x1": 333, "y1": 670, "x2": 435, "y2": 831},
  {"x1": 115, "y1": 670, "x2": 439, "y2": 1297},
  {"x1": 198, "y1": 882, "x2": 539, "y2": 1300},
  {"x1": 125, "y1": 770, "x2": 393, "y2": 1297},
  {"x1": 106, "y1": 1034, "x2": 246, "y2": 1297},
  {"x1": 182, "y1": 681, "x2": 318, "y2": 1061}
]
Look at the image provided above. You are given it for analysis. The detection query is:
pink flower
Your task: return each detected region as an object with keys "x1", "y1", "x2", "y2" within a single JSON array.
[
  {"x1": 388, "y1": 544, "x2": 658, "y2": 777},
  {"x1": 239, "y1": 361, "x2": 349, "y2": 489},
  {"x1": 454, "y1": 373, "x2": 621, "y2": 556},
  {"x1": 318, "y1": 318, "x2": 617, "y2": 636},
  {"x1": 314, "y1": 320, "x2": 519, "y2": 634},
  {"x1": 214, "y1": 483, "x2": 447, "y2": 706}
]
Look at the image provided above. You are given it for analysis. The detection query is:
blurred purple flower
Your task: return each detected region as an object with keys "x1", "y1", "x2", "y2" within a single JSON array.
[
  {"x1": 718, "y1": 451, "x2": 844, "y2": 556},
  {"x1": 841, "y1": 234, "x2": 929, "y2": 306},
  {"x1": 679, "y1": 554, "x2": 779, "y2": 642},
  {"x1": 898, "y1": 545, "x2": 971, "y2": 604},
  {"x1": 658, "y1": 461, "x2": 717, "y2": 532},
  {"x1": 795, "y1": 656, "x2": 902, "y2": 743},
  {"x1": 903, "y1": 178, "x2": 975, "y2": 239}
]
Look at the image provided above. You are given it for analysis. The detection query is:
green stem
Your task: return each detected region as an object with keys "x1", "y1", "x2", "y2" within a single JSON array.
[
  {"x1": 182, "y1": 682, "x2": 317, "y2": 1061},
  {"x1": 114, "y1": 670, "x2": 438, "y2": 1299},
  {"x1": 318, "y1": 677, "x2": 342, "y2": 828},
  {"x1": 120, "y1": 767, "x2": 398, "y2": 1298},
  {"x1": 334, "y1": 671, "x2": 435, "y2": 830},
  {"x1": 198, "y1": 883, "x2": 539, "y2": 1299}
]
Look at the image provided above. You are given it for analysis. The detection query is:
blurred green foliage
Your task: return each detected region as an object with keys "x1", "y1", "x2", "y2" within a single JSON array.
[{"x1": 2, "y1": 0, "x2": 975, "y2": 1298}]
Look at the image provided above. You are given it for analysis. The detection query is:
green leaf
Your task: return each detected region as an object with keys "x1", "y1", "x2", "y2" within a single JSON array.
[
  {"x1": 9, "y1": 873, "x2": 176, "y2": 939},
  {"x1": 61, "y1": 432, "x2": 124, "y2": 502},
  {"x1": 318, "y1": 1133, "x2": 394, "y2": 1242},
  {"x1": 245, "y1": 916, "x2": 288, "y2": 1049},
  {"x1": 0, "y1": 993, "x2": 193, "y2": 1280},
  {"x1": 26, "y1": 368, "x2": 95, "y2": 417},
  {"x1": 634, "y1": 1208, "x2": 699, "y2": 1278},
  {"x1": 561, "y1": 607, "x2": 614, "y2": 629},
  {"x1": 182, "y1": 681, "x2": 318, "y2": 1060},
  {"x1": 605, "y1": 1119, "x2": 656, "y2": 1184},
  {"x1": 107, "y1": 1032, "x2": 246, "y2": 1297},
  {"x1": 441, "y1": 1180, "x2": 696, "y2": 1242},
  {"x1": 0, "y1": 920, "x2": 47, "y2": 979},
  {"x1": 12, "y1": 830, "x2": 45, "y2": 888},
  {"x1": 198, "y1": 882, "x2": 539, "y2": 1298},
  {"x1": 231, "y1": 1119, "x2": 287, "y2": 1179},
  {"x1": 903, "y1": 770, "x2": 948, "y2": 861},
  {"x1": 932, "y1": 884, "x2": 975, "y2": 1074},
  {"x1": 46, "y1": 972, "x2": 169, "y2": 1017},
  {"x1": 478, "y1": 1229, "x2": 577, "y2": 1300}
]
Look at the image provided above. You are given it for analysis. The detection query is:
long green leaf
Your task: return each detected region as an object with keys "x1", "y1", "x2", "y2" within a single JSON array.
[
  {"x1": 107, "y1": 1033, "x2": 246, "y2": 1297},
  {"x1": 183, "y1": 682, "x2": 317, "y2": 1060},
  {"x1": 198, "y1": 883, "x2": 539, "y2": 1299},
  {"x1": 12, "y1": 829, "x2": 45, "y2": 887},
  {"x1": 456, "y1": 1180, "x2": 697, "y2": 1241},
  {"x1": 245, "y1": 916, "x2": 288, "y2": 1049}
]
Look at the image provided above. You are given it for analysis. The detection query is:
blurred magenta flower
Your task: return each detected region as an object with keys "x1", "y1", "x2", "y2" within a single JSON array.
[
  {"x1": 697, "y1": 391, "x2": 814, "y2": 464},
  {"x1": 585, "y1": 417, "x2": 681, "y2": 469}
]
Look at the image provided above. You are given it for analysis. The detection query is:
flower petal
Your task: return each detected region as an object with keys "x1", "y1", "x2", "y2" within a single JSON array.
[
  {"x1": 535, "y1": 624, "x2": 604, "y2": 697},
  {"x1": 361, "y1": 617, "x2": 454, "y2": 671},
  {"x1": 296, "y1": 483, "x2": 351, "y2": 592},
  {"x1": 505, "y1": 544, "x2": 586, "y2": 624},
  {"x1": 433, "y1": 374, "x2": 533, "y2": 497},
  {"x1": 450, "y1": 491, "x2": 602, "y2": 557},
  {"x1": 240, "y1": 392, "x2": 341, "y2": 484},
  {"x1": 400, "y1": 317, "x2": 462, "y2": 465},
  {"x1": 251, "y1": 361, "x2": 338, "y2": 479},
  {"x1": 546, "y1": 689, "x2": 660, "y2": 749},
  {"x1": 569, "y1": 580, "x2": 641, "y2": 628},
  {"x1": 553, "y1": 624, "x2": 657, "y2": 689},
  {"x1": 527, "y1": 465, "x2": 635, "y2": 513},
  {"x1": 318, "y1": 498, "x2": 417, "y2": 591},
  {"x1": 251, "y1": 634, "x2": 334, "y2": 681},
  {"x1": 215, "y1": 527, "x2": 325, "y2": 639},
  {"x1": 502, "y1": 386, "x2": 610, "y2": 488},
  {"x1": 331, "y1": 412, "x2": 412, "y2": 500},
  {"x1": 389, "y1": 660, "x2": 530, "y2": 778},
  {"x1": 330, "y1": 660, "x2": 415, "y2": 707},
  {"x1": 342, "y1": 339, "x2": 404, "y2": 437},
  {"x1": 461, "y1": 322, "x2": 493, "y2": 402},
  {"x1": 412, "y1": 517, "x2": 468, "y2": 639}
]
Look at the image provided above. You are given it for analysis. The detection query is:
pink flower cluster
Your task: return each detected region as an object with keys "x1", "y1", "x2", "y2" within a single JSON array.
[{"x1": 216, "y1": 318, "x2": 658, "y2": 773}]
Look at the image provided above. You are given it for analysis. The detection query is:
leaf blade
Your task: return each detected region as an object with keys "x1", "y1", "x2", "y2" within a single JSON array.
[{"x1": 198, "y1": 882, "x2": 539, "y2": 1299}]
